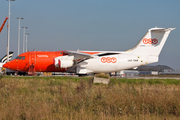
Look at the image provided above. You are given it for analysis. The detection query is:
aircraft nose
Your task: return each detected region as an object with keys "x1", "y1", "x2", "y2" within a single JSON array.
[
  {"x1": 3, "y1": 62, "x2": 9, "y2": 68},
  {"x1": 3, "y1": 61, "x2": 17, "y2": 70}
]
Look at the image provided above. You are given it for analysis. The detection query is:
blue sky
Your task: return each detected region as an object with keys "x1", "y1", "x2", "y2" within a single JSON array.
[{"x1": 0, "y1": 0, "x2": 180, "y2": 69}]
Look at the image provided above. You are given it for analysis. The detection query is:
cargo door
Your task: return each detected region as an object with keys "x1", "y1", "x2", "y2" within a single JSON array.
[
  {"x1": 28, "y1": 53, "x2": 36, "y2": 75},
  {"x1": 29, "y1": 53, "x2": 36, "y2": 65}
]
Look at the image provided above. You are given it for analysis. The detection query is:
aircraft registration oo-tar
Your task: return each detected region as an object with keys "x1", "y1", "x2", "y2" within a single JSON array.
[{"x1": 3, "y1": 27, "x2": 175, "y2": 75}]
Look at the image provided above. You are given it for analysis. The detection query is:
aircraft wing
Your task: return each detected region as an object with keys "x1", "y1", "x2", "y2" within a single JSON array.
[
  {"x1": 63, "y1": 50, "x2": 95, "y2": 65},
  {"x1": 63, "y1": 50, "x2": 121, "y2": 63},
  {"x1": 63, "y1": 50, "x2": 121, "y2": 73},
  {"x1": 63, "y1": 50, "x2": 94, "y2": 60}
]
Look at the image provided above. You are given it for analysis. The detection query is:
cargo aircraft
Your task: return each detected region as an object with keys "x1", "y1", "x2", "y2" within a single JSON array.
[{"x1": 3, "y1": 27, "x2": 175, "y2": 75}]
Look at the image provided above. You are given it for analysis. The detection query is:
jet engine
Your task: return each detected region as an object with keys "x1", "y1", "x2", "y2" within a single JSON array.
[
  {"x1": 54, "y1": 55, "x2": 74, "y2": 68},
  {"x1": 58, "y1": 59, "x2": 73, "y2": 68}
]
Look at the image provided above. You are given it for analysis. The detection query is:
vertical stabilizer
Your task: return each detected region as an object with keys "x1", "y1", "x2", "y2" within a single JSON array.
[
  {"x1": 0, "y1": 51, "x2": 14, "y2": 63},
  {"x1": 129, "y1": 28, "x2": 175, "y2": 57}
]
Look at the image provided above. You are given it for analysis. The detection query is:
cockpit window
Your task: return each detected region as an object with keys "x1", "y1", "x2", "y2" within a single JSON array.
[
  {"x1": 19, "y1": 56, "x2": 22, "y2": 60},
  {"x1": 15, "y1": 56, "x2": 25, "y2": 60}
]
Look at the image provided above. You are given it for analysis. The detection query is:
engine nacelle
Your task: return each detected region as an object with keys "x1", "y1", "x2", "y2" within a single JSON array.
[
  {"x1": 54, "y1": 55, "x2": 74, "y2": 68},
  {"x1": 58, "y1": 59, "x2": 73, "y2": 68}
]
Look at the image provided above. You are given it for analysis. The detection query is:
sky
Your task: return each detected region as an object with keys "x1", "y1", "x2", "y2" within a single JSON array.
[{"x1": 0, "y1": 0, "x2": 180, "y2": 69}]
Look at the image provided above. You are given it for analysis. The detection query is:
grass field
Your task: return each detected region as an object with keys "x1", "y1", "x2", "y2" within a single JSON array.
[{"x1": 0, "y1": 75, "x2": 180, "y2": 120}]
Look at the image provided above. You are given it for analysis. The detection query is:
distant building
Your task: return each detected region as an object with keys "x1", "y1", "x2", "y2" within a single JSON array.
[
  {"x1": 139, "y1": 71, "x2": 158, "y2": 75},
  {"x1": 111, "y1": 70, "x2": 139, "y2": 77},
  {"x1": 151, "y1": 71, "x2": 159, "y2": 75},
  {"x1": 162, "y1": 69, "x2": 180, "y2": 74}
]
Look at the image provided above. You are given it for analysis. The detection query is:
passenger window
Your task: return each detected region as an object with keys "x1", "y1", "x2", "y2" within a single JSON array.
[{"x1": 23, "y1": 56, "x2": 25, "y2": 60}]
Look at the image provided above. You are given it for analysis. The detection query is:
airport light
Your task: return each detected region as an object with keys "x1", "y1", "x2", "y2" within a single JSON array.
[
  {"x1": 7, "y1": 0, "x2": 15, "y2": 62},
  {"x1": 22, "y1": 27, "x2": 28, "y2": 53},
  {"x1": 25, "y1": 33, "x2": 30, "y2": 52},
  {"x1": 17, "y1": 17, "x2": 24, "y2": 55}
]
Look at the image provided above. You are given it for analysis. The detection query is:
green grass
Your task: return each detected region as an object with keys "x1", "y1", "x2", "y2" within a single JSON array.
[
  {"x1": 0, "y1": 76, "x2": 180, "y2": 119},
  {"x1": 111, "y1": 78, "x2": 180, "y2": 85}
]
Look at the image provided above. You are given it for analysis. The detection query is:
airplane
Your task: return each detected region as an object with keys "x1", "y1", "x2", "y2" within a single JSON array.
[
  {"x1": 0, "y1": 52, "x2": 13, "y2": 72},
  {"x1": 3, "y1": 27, "x2": 175, "y2": 75}
]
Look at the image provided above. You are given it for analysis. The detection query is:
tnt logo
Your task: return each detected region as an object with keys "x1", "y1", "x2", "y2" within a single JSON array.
[
  {"x1": 101, "y1": 57, "x2": 117, "y2": 63},
  {"x1": 143, "y1": 38, "x2": 158, "y2": 45}
]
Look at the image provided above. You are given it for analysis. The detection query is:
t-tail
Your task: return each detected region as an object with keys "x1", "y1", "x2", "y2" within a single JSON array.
[
  {"x1": 127, "y1": 27, "x2": 175, "y2": 64},
  {"x1": 0, "y1": 51, "x2": 14, "y2": 63}
]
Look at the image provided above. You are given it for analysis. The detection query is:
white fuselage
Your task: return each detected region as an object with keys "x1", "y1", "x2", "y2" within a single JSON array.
[{"x1": 77, "y1": 53, "x2": 157, "y2": 73}]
